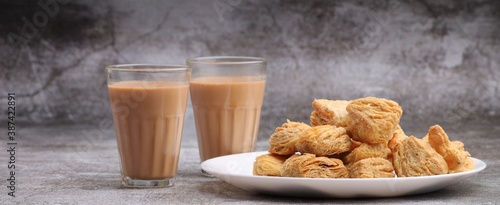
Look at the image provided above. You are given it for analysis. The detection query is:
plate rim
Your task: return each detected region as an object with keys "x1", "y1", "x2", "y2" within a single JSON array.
[
  {"x1": 201, "y1": 151, "x2": 487, "y2": 197},
  {"x1": 201, "y1": 151, "x2": 487, "y2": 181}
]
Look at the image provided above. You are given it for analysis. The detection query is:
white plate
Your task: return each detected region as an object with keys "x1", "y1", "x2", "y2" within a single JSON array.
[{"x1": 201, "y1": 151, "x2": 487, "y2": 198}]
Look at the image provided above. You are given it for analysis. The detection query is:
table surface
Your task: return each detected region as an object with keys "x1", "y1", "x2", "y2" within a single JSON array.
[{"x1": 2, "y1": 120, "x2": 499, "y2": 205}]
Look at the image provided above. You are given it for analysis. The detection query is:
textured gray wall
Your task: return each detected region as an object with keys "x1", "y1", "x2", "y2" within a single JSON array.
[{"x1": 1, "y1": 0, "x2": 500, "y2": 137}]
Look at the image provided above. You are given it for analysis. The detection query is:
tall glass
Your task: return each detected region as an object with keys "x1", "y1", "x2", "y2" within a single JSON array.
[
  {"x1": 107, "y1": 64, "x2": 190, "y2": 187},
  {"x1": 187, "y1": 56, "x2": 267, "y2": 175}
]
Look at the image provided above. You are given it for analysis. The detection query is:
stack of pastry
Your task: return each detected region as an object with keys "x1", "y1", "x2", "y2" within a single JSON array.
[{"x1": 253, "y1": 97, "x2": 474, "y2": 178}]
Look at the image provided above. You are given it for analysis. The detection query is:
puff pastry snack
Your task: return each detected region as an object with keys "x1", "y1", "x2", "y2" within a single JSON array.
[
  {"x1": 347, "y1": 97, "x2": 403, "y2": 144},
  {"x1": 343, "y1": 143, "x2": 391, "y2": 166},
  {"x1": 281, "y1": 154, "x2": 349, "y2": 178},
  {"x1": 392, "y1": 136, "x2": 449, "y2": 177},
  {"x1": 424, "y1": 125, "x2": 474, "y2": 173},
  {"x1": 310, "y1": 99, "x2": 350, "y2": 127},
  {"x1": 253, "y1": 154, "x2": 289, "y2": 176},
  {"x1": 388, "y1": 125, "x2": 408, "y2": 150},
  {"x1": 348, "y1": 157, "x2": 395, "y2": 178},
  {"x1": 295, "y1": 125, "x2": 352, "y2": 156},
  {"x1": 268, "y1": 120, "x2": 311, "y2": 155},
  {"x1": 254, "y1": 97, "x2": 475, "y2": 179}
]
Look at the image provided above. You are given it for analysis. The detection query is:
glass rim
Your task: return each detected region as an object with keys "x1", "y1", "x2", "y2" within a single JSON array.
[
  {"x1": 106, "y1": 64, "x2": 189, "y2": 72},
  {"x1": 187, "y1": 56, "x2": 266, "y2": 65}
]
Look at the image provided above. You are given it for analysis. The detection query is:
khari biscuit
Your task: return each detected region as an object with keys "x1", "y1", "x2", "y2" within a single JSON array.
[
  {"x1": 281, "y1": 154, "x2": 349, "y2": 178},
  {"x1": 347, "y1": 97, "x2": 403, "y2": 144},
  {"x1": 348, "y1": 157, "x2": 395, "y2": 178},
  {"x1": 310, "y1": 99, "x2": 350, "y2": 127},
  {"x1": 253, "y1": 154, "x2": 289, "y2": 176},
  {"x1": 343, "y1": 143, "x2": 392, "y2": 166},
  {"x1": 295, "y1": 125, "x2": 352, "y2": 156},
  {"x1": 268, "y1": 120, "x2": 311, "y2": 155},
  {"x1": 255, "y1": 97, "x2": 475, "y2": 179},
  {"x1": 424, "y1": 125, "x2": 474, "y2": 173},
  {"x1": 392, "y1": 136, "x2": 449, "y2": 177},
  {"x1": 388, "y1": 125, "x2": 408, "y2": 151}
]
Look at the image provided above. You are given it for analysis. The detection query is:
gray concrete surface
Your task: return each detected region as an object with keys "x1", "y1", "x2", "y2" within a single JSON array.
[{"x1": 0, "y1": 121, "x2": 498, "y2": 204}]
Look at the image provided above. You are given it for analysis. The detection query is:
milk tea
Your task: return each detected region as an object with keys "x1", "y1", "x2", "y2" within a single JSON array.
[
  {"x1": 190, "y1": 76, "x2": 266, "y2": 161},
  {"x1": 108, "y1": 81, "x2": 189, "y2": 179}
]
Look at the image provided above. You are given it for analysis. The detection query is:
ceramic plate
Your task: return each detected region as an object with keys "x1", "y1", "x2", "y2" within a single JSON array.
[{"x1": 201, "y1": 151, "x2": 487, "y2": 198}]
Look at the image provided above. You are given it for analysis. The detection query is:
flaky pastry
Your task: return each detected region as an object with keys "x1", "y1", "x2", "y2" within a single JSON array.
[
  {"x1": 310, "y1": 99, "x2": 350, "y2": 127},
  {"x1": 343, "y1": 143, "x2": 391, "y2": 166},
  {"x1": 253, "y1": 154, "x2": 289, "y2": 176},
  {"x1": 424, "y1": 125, "x2": 474, "y2": 173},
  {"x1": 295, "y1": 125, "x2": 352, "y2": 156},
  {"x1": 268, "y1": 120, "x2": 311, "y2": 155},
  {"x1": 255, "y1": 97, "x2": 475, "y2": 179},
  {"x1": 392, "y1": 136, "x2": 449, "y2": 177},
  {"x1": 388, "y1": 125, "x2": 408, "y2": 151},
  {"x1": 347, "y1": 97, "x2": 403, "y2": 144},
  {"x1": 348, "y1": 157, "x2": 395, "y2": 178},
  {"x1": 281, "y1": 154, "x2": 349, "y2": 178}
]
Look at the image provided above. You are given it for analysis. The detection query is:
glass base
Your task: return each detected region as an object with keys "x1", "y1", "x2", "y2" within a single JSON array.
[
  {"x1": 122, "y1": 176, "x2": 174, "y2": 188},
  {"x1": 201, "y1": 168, "x2": 214, "y2": 177}
]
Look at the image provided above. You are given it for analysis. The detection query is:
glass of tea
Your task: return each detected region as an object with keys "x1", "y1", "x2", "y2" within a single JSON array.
[
  {"x1": 107, "y1": 64, "x2": 190, "y2": 187},
  {"x1": 187, "y1": 56, "x2": 267, "y2": 176}
]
